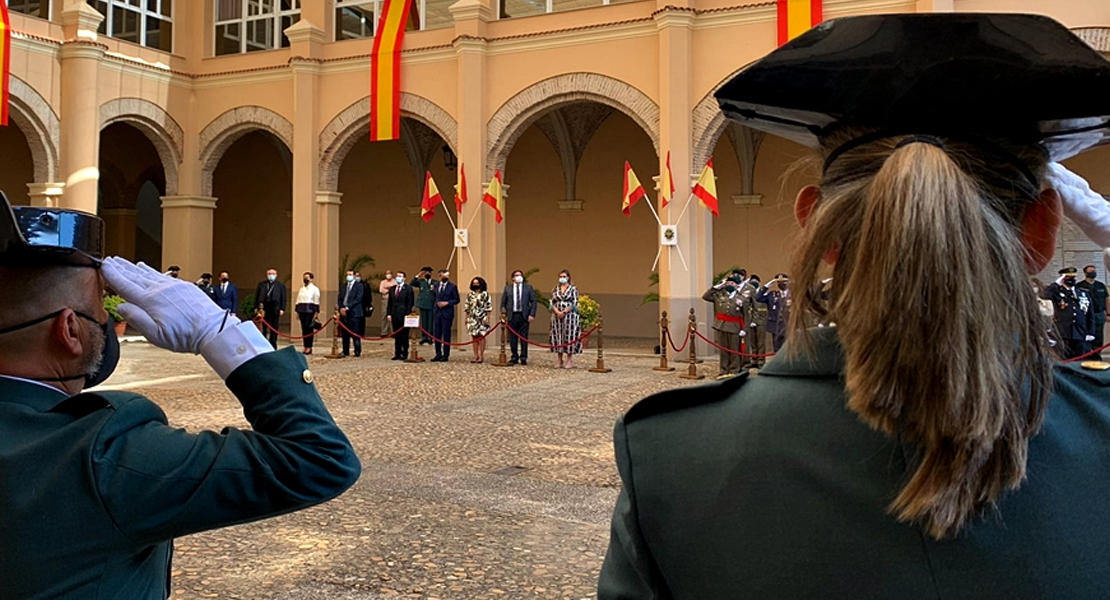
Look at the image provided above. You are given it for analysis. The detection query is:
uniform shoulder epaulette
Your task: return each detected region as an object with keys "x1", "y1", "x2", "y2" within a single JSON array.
[{"x1": 624, "y1": 372, "x2": 749, "y2": 425}]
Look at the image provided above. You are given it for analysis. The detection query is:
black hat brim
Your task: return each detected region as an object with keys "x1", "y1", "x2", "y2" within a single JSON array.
[{"x1": 0, "y1": 191, "x2": 105, "y2": 268}]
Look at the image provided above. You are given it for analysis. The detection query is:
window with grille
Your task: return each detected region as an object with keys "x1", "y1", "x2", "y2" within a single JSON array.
[
  {"x1": 86, "y1": 0, "x2": 173, "y2": 52},
  {"x1": 215, "y1": 0, "x2": 301, "y2": 56},
  {"x1": 5, "y1": 0, "x2": 50, "y2": 20}
]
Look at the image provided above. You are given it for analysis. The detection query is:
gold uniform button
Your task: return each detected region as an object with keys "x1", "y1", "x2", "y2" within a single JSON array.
[
  {"x1": 302, "y1": 369, "x2": 314, "y2": 383},
  {"x1": 1080, "y1": 361, "x2": 1110, "y2": 371}
]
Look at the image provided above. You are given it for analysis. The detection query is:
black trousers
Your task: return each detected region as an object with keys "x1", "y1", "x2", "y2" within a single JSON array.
[
  {"x1": 1095, "y1": 314, "x2": 1106, "y2": 358},
  {"x1": 263, "y1": 307, "x2": 281, "y2": 349},
  {"x1": 434, "y1": 313, "x2": 454, "y2": 359},
  {"x1": 297, "y1": 312, "x2": 317, "y2": 349},
  {"x1": 342, "y1": 315, "x2": 364, "y2": 356},
  {"x1": 419, "y1": 308, "x2": 433, "y2": 343},
  {"x1": 509, "y1": 312, "x2": 530, "y2": 360},
  {"x1": 1064, "y1": 338, "x2": 1091, "y2": 360},
  {"x1": 394, "y1": 326, "x2": 410, "y2": 358}
]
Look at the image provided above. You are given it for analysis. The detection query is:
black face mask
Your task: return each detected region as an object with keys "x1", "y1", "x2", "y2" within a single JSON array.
[
  {"x1": 470, "y1": 285, "x2": 480, "y2": 291},
  {"x1": 0, "y1": 309, "x2": 119, "y2": 389},
  {"x1": 303, "y1": 279, "x2": 311, "y2": 285},
  {"x1": 1065, "y1": 277, "x2": 1078, "y2": 286},
  {"x1": 220, "y1": 277, "x2": 228, "y2": 283},
  {"x1": 1087, "y1": 272, "x2": 1097, "y2": 280}
]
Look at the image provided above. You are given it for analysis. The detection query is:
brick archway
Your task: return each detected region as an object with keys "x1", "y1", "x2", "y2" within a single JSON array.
[
  {"x1": 100, "y1": 98, "x2": 184, "y2": 196},
  {"x1": 198, "y1": 106, "x2": 294, "y2": 197},
  {"x1": 318, "y1": 94, "x2": 458, "y2": 193},
  {"x1": 486, "y1": 73, "x2": 659, "y2": 178},
  {"x1": 690, "y1": 62, "x2": 757, "y2": 173},
  {"x1": 7, "y1": 76, "x2": 61, "y2": 184}
]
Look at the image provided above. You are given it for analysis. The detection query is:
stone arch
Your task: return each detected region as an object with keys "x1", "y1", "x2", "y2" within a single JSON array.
[
  {"x1": 318, "y1": 94, "x2": 458, "y2": 192},
  {"x1": 100, "y1": 98, "x2": 184, "y2": 196},
  {"x1": 691, "y1": 62, "x2": 755, "y2": 173},
  {"x1": 7, "y1": 76, "x2": 61, "y2": 184},
  {"x1": 487, "y1": 73, "x2": 660, "y2": 178},
  {"x1": 198, "y1": 106, "x2": 294, "y2": 197}
]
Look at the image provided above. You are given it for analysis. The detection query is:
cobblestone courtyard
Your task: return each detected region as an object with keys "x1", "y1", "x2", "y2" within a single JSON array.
[{"x1": 100, "y1": 335, "x2": 709, "y2": 599}]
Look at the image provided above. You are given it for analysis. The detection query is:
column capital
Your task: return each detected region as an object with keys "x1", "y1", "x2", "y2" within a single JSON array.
[
  {"x1": 653, "y1": 7, "x2": 696, "y2": 30},
  {"x1": 26, "y1": 182, "x2": 65, "y2": 207},
  {"x1": 61, "y1": 2, "x2": 106, "y2": 41},
  {"x1": 315, "y1": 191, "x2": 343, "y2": 205},
  {"x1": 59, "y1": 40, "x2": 107, "y2": 60},
  {"x1": 162, "y1": 195, "x2": 218, "y2": 210},
  {"x1": 450, "y1": 0, "x2": 493, "y2": 23},
  {"x1": 286, "y1": 18, "x2": 327, "y2": 59}
]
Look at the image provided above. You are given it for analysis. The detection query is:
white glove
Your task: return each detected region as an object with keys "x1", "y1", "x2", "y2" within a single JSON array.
[
  {"x1": 103, "y1": 258, "x2": 230, "y2": 353},
  {"x1": 1086, "y1": 335, "x2": 1096, "y2": 342},
  {"x1": 1056, "y1": 275, "x2": 1068, "y2": 286},
  {"x1": 739, "y1": 330, "x2": 747, "y2": 337},
  {"x1": 1048, "y1": 162, "x2": 1110, "y2": 247}
]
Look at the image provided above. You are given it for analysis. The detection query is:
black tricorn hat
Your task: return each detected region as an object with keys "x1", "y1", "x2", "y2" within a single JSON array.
[
  {"x1": 0, "y1": 191, "x2": 105, "y2": 268},
  {"x1": 715, "y1": 14, "x2": 1110, "y2": 160}
]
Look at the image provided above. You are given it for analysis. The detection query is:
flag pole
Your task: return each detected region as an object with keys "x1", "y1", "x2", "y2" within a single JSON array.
[
  {"x1": 651, "y1": 246, "x2": 663, "y2": 272},
  {"x1": 446, "y1": 246, "x2": 458, "y2": 270},
  {"x1": 675, "y1": 191, "x2": 697, "y2": 226},
  {"x1": 465, "y1": 246, "x2": 478, "y2": 270},
  {"x1": 674, "y1": 243, "x2": 690, "y2": 272},
  {"x1": 642, "y1": 197, "x2": 664, "y2": 227},
  {"x1": 438, "y1": 199, "x2": 458, "y2": 230},
  {"x1": 465, "y1": 202, "x2": 482, "y2": 230}
]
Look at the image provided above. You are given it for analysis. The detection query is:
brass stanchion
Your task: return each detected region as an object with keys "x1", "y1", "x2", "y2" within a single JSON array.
[
  {"x1": 679, "y1": 307, "x2": 705, "y2": 380},
  {"x1": 254, "y1": 306, "x2": 265, "y2": 334},
  {"x1": 405, "y1": 311, "x2": 425, "y2": 363},
  {"x1": 326, "y1": 310, "x2": 344, "y2": 359},
  {"x1": 654, "y1": 310, "x2": 676, "y2": 372},
  {"x1": 492, "y1": 309, "x2": 511, "y2": 367},
  {"x1": 589, "y1": 312, "x2": 612, "y2": 374}
]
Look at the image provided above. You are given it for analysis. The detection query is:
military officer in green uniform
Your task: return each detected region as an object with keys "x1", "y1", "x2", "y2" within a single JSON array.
[
  {"x1": 0, "y1": 193, "x2": 361, "y2": 599},
  {"x1": 414, "y1": 266, "x2": 436, "y2": 344},
  {"x1": 701, "y1": 272, "x2": 747, "y2": 377},
  {"x1": 600, "y1": 14, "x2": 1110, "y2": 599},
  {"x1": 741, "y1": 274, "x2": 768, "y2": 369}
]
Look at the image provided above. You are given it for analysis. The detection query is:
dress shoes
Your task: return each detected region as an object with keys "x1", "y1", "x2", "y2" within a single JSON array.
[
  {"x1": 508, "y1": 358, "x2": 519, "y2": 365},
  {"x1": 391, "y1": 356, "x2": 403, "y2": 361},
  {"x1": 520, "y1": 359, "x2": 528, "y2": 366}
]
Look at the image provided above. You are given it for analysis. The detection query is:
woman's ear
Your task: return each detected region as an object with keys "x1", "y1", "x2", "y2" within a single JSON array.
[
  {"x1": 794, "y1": 185, "x2": 821, "y2": 228},
  {"x1": 1021, "y1": 188, "x2": 1062, "y2": 274}
]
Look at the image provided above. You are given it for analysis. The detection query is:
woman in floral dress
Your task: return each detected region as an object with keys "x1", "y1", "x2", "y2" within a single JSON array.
[
  {"x1": 465, "y1": 276, "x2": 492, "y2": 363},
  {"x1": 549, "y1": 269, "x2": 582, "y2": 369}
]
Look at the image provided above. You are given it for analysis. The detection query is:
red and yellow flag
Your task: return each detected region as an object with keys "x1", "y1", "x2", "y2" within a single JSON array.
[
  {"x1": 693, "y1": 159, "x2": 719, "y2": 218},
  {"x1": 1, "y1": 0, "x2": 11, "y2": 126},
  {"x1": 660, "y1": 151, "x2": 674, "y2": 208},
  {"x1": 370, "y1": 0, "x2": 412, "y2": 141},
  {"x1": 622, "y1": 162, "x2": 647, "y2": 217},
  {"x1": 777, "y1": 0, "x2": 822, "y2": 46},
  {"x1": 482, "y1": 170, "x2": 504, "y2": 224},
  {"x1": 420, "y1": 171, "x2": 440, "y2": 223},
  {"x1": 454, "y1": 163, "x2": 467, "y2": 213}
]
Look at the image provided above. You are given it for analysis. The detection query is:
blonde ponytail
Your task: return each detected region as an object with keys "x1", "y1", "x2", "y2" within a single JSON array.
[{"x1": 790, "y1": 133, "x2": 1052, "y2": 539}]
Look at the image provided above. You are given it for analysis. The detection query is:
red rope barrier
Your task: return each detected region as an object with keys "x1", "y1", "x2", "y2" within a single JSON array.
[
  {"x1": 1061, "y1": 340, "x2": 1110, "y2": 363},
  {"x1": 693, "y1": 329, "x2": 777, "y2": 359},
  {"x1": 417, "y1": 324, "x2": 501, "y2": 348},
  {"x1": 335, "y1": 318, "x2": 406, "y2": 341},
  {"x1": 504, "y1": 323, "x2": 598, "y2": 350},
  {"x1": 664, "y1": 326, "x2": 690, "y2": 354},
  {"x1": 254, "y1": 316, "x2": 335, "y2": 340}
]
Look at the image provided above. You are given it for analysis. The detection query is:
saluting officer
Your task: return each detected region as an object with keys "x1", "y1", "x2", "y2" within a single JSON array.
[
  {"x1": 1076, "y1": 264, "x2": 1110, "y2": 358},
  {"x1": 702, "y1": 271, "x2": 747, "y2": 377},
  {"x1": 742, "y1": 274, "x2": 768, "y2": 368},
  {"x1": 1042, "y1": 267, "x2": 1096, "y2": 359},
  {"x1": 756, "y1": 273, "x2": 792, "y2": 352}
]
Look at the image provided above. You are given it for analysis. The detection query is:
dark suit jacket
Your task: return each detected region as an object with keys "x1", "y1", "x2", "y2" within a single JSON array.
[
  {"x1": 213, "y1": 282, "x2": 238, "y2": 314},
  {"x1": 387, "y1": 284, "x2": 416, "y2": 324},
  {"x1": 0, "y1": 349, "x2": 360, "y2": 600},
  {"x1": 599, "y1": 327, "x2": 1110, "y2": 599},
  {"x1": 435, "y1": 280, "x2": 460, "y2": 320},
  {"x1": 1042, "y1": 283, "x2": 1096, "y2": 341},
  {"x1": 500, "y1": 283, "x2": 538, "y2": 317},
  {"x1": 360, "y1": 281, "x2": 374, "y2": 317},
  {"x1": 255, "y1": 280, "x2": 287, "y2": 312},
  {"x1": 755, "y1": 285, "x2": 792, "y2": 335},
  {"x1": 337, "y1": 281, "x2": 365, "y2": 319}
]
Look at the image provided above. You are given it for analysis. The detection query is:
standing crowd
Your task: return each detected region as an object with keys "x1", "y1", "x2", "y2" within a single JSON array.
[{"x1": 702, "y1": 268, "x2": 791, "y2": 378}]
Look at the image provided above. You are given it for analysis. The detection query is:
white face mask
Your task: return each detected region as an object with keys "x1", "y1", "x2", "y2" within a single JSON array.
[
  {"x1": 558, "y1": 277, "x2": 568, "y2": 284},
  {"x1": 397, "y1": 277, "x2": 405, "y2": 285},
  {"x1": 267, "y1": 274, "x2": 276, "y2": 282},
  {"x1": 346, "y1": 275, "x2": 354, "y2": 282},
  {"x1": 514, "y1": 276, "x2": 524, "y2": 284}
]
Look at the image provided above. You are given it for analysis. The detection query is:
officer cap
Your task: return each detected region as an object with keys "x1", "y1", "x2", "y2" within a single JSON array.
[
  {"x1": 715, "y1": 14, "x2": 1110, "y2": 161},
  {"x1": 1060, "y1": 267, "x2": 1079, "y2": 275},
  {"x1": 0, "y1": 190, "x2": 104, "y2": 268},
  {"x1": 201, "y1": 272, "x2": 213, "y2": 279}
]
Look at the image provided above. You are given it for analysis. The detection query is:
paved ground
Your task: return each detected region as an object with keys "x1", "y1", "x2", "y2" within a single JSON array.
[{"x1": 100, "y1": 330, "x2": 720, "y2": 599}]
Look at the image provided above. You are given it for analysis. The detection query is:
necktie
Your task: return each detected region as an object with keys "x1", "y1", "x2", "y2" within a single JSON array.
[
  {"x1": 344, "y1": 284, "x2": 352, "y2": 306},
  {"x1": 515, "y1": 285, "x2": 520, "y2": 312},
  {"x1": 221, "y1": 283, "x2": 226, "y2": 294}
]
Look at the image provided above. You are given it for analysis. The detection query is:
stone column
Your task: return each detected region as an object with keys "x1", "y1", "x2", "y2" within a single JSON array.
[
  {"x1": 451, "y1": 0, "x2": 504, "y2": 329},
  {"x1": 656, "y1": 5, "x2": 712, "y2": 332},
  {"x1": 287, "y1": 20, "x2": 326, "y2": 335},
  {"x1": 58, "y1": 3, "x2": 105, "y2": 215},
  {"x1": 315, "y1": 191, "x2": 342, "y2": 326},
  {"x1": 161, "y1": 196, "x2": 216, "y2": 279},
  {"x1": 26, "y1": 183, "x2": 65, "y2": 207},
  {"x1": 915, "y1": 0, "x2": 954, "y2": 11}
]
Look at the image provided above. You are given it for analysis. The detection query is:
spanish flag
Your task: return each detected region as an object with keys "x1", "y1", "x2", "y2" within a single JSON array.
[
  {"x1": 660, "y1": 151, "x2": 674, "y2": 208},
  {"x1": 454, "y1": 163, "x2": 467, "y2": 213},
  {"x1": 420, "y1": 171, "x2": 440, "y2": 223},
  {"x1": 777, "y1": 0, "x2": 822, "y2": 46},
  {"x1": 0, "y1": 0, "x2": 11, "y2": 127},
  {"x1": 370, "y1": 0, "x2": 412, "y2": 141},
  {"x1": 622, "y1": 162, "x2": 646, "y2": 217},
  {"x1": 693, "y1": 159, "x2": 719, "y2": 218},
  {"x1": 482, "y1": 170, "x2": 504, "y2": 224}
]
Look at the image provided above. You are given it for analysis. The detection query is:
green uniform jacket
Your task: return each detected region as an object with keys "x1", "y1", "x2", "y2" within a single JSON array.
[
  {"x1": 414, "y1": 277, "x2": 436, "y2": 311},
  {"x1": 599, "y1": 327, "x2": 1110, "y2": 599},
  {"x1": 702, "y1": 287, "x2": 745, "y2": 334},
  {"x1": 0, "y1": 348, "x2": 361, "y2": 599}
]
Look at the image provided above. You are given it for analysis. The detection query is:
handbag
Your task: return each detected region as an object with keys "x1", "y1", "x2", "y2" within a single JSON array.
[{"x1": 312, "y1": 319, "x2": 323, "y2": 331}]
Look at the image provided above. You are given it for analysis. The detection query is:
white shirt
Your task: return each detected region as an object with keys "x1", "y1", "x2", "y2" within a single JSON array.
[{"x1": 296, "y1": 283, "x2": 321, "y2": 306}]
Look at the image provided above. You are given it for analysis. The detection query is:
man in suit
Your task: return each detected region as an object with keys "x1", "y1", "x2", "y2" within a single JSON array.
[
  {"x1": 432, "y1": 269, "x2": 460, "y2": 362},
  {"x1": 756, "y1": 274, "x2": 792, "y2": 352},
  {"x1": 214, "y1": 271, "x2": 238, "y2": 317},
  {"x1": 255, "y1": 269, "x2": 287, "y2": 350},
  {"x1": 1042, "y1": 266, "x2": 1097, "y2": 359},
  {"x1": 703, "y1": 273, "x2": 747, "y2": 377},
  {"x1": 500, "y1": 269, "x2": 537, "y2": 366},
  {"x1": 414, "y1": 267, "x2": 435, "y2": 345},
  {"x1": 0, "y1": 195, "x2": 359, "y2": 599},
  {"x1": 355, "y1": 271, "x2": 374, "y2": 321},
  {"x1": 338, "y1": 270, "x2": 365, "y2": 357},
  {"x1": 196, "y1": 272, "x2": 217, "y2": 303},
  {"x1": 387, "y1": 271, "x2": 416, "y2": 360},
  {"x1": 1077, "y1": 264, "x2": 1110, "y2": 358}
]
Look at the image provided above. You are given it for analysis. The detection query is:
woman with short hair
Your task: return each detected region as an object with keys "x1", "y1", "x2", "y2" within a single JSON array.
[
  {"x1": 294, "y1": 271, "x2": 320, "y2": 355},
  {"x1": 465, "y1": 276, "x2": 492, "y2": 363}
]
